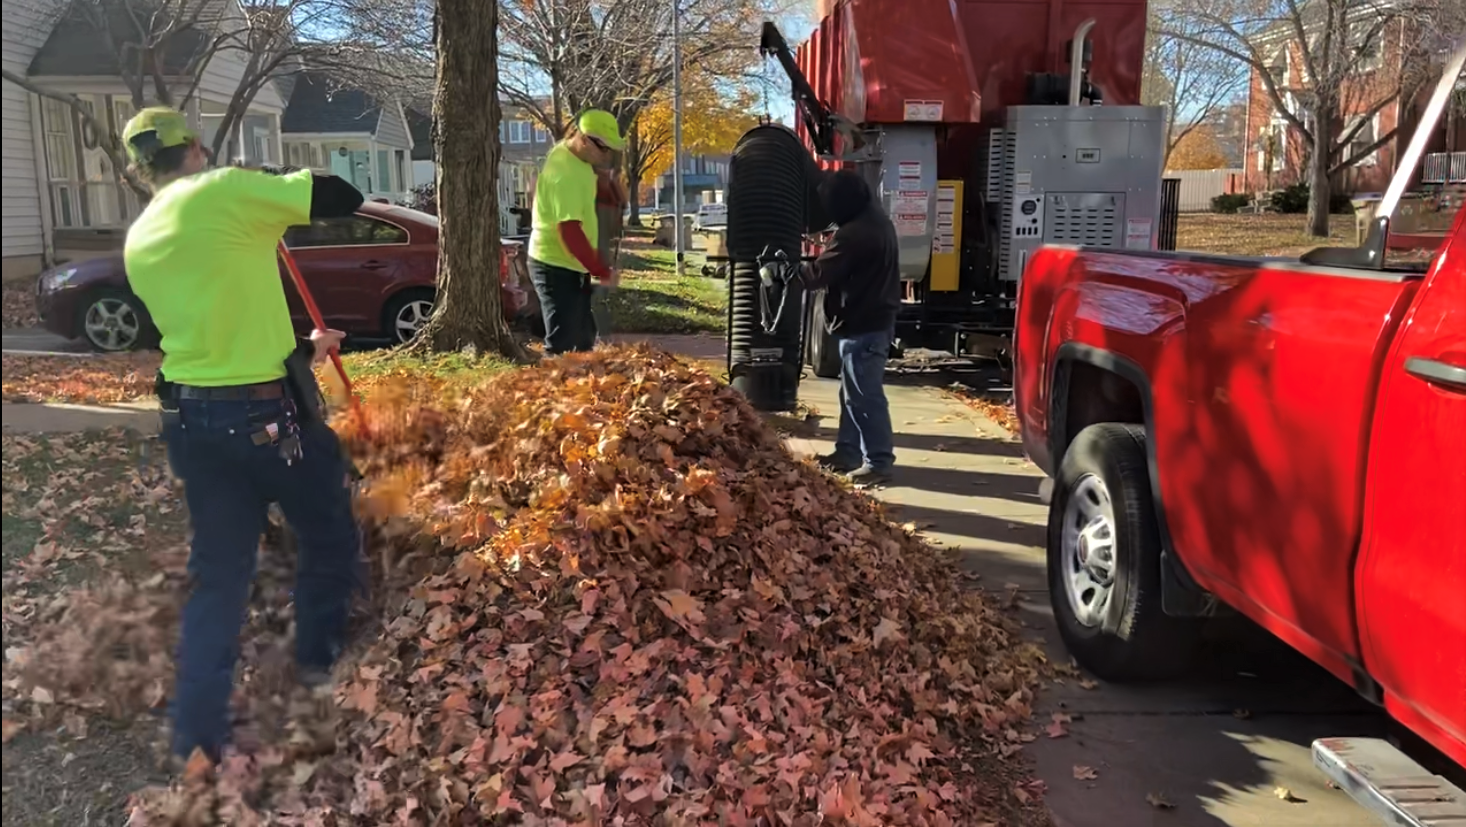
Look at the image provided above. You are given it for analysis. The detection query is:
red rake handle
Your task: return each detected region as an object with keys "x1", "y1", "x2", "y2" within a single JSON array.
[{"x1": 276, "y1": 240, "x2": 360, "y2": 416}]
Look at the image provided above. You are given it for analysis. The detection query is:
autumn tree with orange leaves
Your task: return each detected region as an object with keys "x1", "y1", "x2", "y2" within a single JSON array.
[
  {"x1": 1166, "y1": 125, "x2": 1231, "y2": 170},
  {"x1": 623, "y1": 79, "x2": 759, "y2": 223}
]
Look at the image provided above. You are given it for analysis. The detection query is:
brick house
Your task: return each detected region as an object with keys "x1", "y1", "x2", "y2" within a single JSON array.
[{"x1": 1241, "y1": 14, "x2": 1464, "y2": 195}]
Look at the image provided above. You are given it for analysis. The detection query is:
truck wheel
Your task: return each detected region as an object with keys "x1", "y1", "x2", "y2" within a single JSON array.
[
  {"x1": 1048, "y1": 423, "x2": 1202, "y2": 681},
  {"x1": 806, "y1": 293, "x2": 841, "y2": 379}
]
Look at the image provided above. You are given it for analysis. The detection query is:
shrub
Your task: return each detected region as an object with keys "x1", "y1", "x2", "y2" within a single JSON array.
[
  {"x1": 1271, "y1": 183, "x2": 1310, "y2": 214},
  {"x1": 1265, "y1": 183, "x2": 1357, "y2": 216},
  {"x1": 405, "y1": 182, "x2": 437, "y2": 216},
  {"x1": 1211, "y1": 193, "x2": 1250, "y2": 214}
]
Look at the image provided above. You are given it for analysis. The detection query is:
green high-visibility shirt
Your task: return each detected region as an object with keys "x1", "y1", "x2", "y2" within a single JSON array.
[
  {"x1": 529, "y1": 142, "x2": 598, "y2": 272},
  {"x1": 124, "y1": 167, "x2": 312, "y2": 387}
]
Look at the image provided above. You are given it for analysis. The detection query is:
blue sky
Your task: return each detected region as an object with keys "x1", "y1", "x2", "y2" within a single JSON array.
[{"x1": 752, "y1": 11, "x2": 816, "y2": 126}]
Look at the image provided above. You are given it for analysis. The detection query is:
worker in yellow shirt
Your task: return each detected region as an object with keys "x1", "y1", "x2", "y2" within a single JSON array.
[
  {"x1": 119, "y1": 106, "x2": 365, "y2": 764},
  {"x1": 528, "y1": 109, "x2": 623, "y2": 354}
]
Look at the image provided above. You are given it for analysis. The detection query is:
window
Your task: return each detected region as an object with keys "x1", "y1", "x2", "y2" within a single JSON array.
[
  {"x1": 376, "y1": 149, "x2": 392, "y2": 193},
  {"x1": 533, "y1": 125, "x2": 548, "y2": 143},
  {"x1": 284, "y1": 216, "x2": 409, "y2": 248},
  {"x1": 395, "y1": 150, "x2": 407, "y2": 191},
  {"x1": 1347, "y1": 114, "x2": 1379, "y2": 166},
  {"x1": 41, "y1": 98, "x2": 76, "y2": 180},
  {"x1": 508, "y1": 121, "x2": 532, "y2": 143},
  {"x1": 1258, "y1": 124, "x2": 1286, "y2": 173}
]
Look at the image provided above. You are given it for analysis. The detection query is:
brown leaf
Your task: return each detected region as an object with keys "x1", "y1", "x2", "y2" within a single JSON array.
[
  {"x1": 1274, "y1": 786, "x2": 1305, "y2": 803},
  {"x1": 1146, "y1": 792, "x2": 1176, "y2": 809},
  {"x1": 873, "y1": 616, "x2": 904, "y2": 647},
  {"x1": 1073, "y1": 765, "x2": 1099, "y2": 780}
]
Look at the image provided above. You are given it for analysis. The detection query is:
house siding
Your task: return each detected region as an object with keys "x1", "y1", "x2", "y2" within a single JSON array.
[
  {"x1": 2, "y1": 0, "x2": 65, "y2": 263},
  {"x1": 374, "y1": 103, "x2": 412, "y2": 150}
]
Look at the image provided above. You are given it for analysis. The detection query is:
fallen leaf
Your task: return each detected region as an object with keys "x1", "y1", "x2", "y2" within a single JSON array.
[
  {"x1": 1046, "y1": 712, "x2": 1071, "y2": 738},
  {"x1": 873, "y1": 616, "x2": 903, "y2": 647},
  {"x1": 1274, "y1": 786, "x2": 1304, "y2": 803},
  {"x1": 1146, "y1": 792, "x2": 1176, "y2": 809},
  {"x1": 1073, "y1": 765, "x2": 1099, "y2": 780}
]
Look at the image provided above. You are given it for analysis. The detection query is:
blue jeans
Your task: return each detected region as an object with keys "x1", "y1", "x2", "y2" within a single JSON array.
[
  {"x1": 529, "y1": 258, "x2": 595, "y2": 354},
  {"x1": 161, "y1": 395, "x2": 360, "y2": 760},
  {"x1": 833, "y1": 329, "x2": 895, "y2": 471}
]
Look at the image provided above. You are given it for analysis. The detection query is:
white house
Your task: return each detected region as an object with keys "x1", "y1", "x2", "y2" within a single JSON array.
[
  {"x1": 278, "y1": 71, "x2": 414, "y2": 204},
  {"x1": 1, "y1": 0, "x2": 290, "y2": 280}
]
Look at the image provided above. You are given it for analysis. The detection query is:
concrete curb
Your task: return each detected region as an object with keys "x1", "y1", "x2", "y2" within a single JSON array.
[{"x1": 1, "y1": 401, "x2": 160, "y2": 435}]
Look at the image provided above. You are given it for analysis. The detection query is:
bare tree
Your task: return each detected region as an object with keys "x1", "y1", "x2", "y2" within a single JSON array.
[
  {"x1": 408, "y1": 0, "x2": 523, "y2": 358},
  {"x1": 1144, "y1": 8, "x2": 1248, "y2": 168},
  {"x1": 1161, "y1": 0, "x2": 1465, "y2": 236},
  {"x1": 1, "y1": 0, "x2": 382, "y2": 200}
]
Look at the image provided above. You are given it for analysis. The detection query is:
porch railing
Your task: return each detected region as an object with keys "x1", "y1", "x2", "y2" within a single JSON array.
[{"x1": 1422, "y1": 151, "x2": 1466, "y2": 184}]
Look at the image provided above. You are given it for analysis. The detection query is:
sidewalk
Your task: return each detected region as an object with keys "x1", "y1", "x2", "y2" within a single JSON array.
[
  {"x1": 2, "y1": 400, "x2": 160, "y2": 434},
  {"x1": 786, "y1": 377, "x2": 1385, "y2": 827}
]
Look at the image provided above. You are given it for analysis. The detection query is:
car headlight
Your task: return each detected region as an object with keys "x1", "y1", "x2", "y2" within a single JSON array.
[{"x1": 40, "y1": 267, "x2": 79, "y2": 291}]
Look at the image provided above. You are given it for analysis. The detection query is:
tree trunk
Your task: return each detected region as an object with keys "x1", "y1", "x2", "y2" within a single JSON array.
[
  {"x1": 1307, "y1": 126, "x2": 1331, "y2": 238},
  {"x1": 625, "y1": 128, "x2": 643, "y2": 226},
  {"x1": 410, "y1": 0, "x2": 524, "y2": 359}
]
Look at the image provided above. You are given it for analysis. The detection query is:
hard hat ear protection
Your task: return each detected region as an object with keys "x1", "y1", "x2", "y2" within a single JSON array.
[{"x1": 128, "y1": 130, "x2": 166, "y2": 163}]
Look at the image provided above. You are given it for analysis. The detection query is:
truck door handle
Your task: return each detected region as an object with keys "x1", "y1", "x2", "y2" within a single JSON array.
[
  {"x1": 1404, "y1": 357, "x2": 1466, "y2": 392},
  {"x1": 361, "y1": 260, "x2": 389, "y2": 270}
]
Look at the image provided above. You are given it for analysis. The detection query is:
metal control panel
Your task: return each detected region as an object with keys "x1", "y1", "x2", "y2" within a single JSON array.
[{"x1": 990, "y1": 105, "x2": 1165, "y2": 281}]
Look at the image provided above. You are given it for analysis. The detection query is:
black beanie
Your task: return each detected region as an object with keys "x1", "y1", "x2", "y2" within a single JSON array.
[{"x1": 820, "y1": 170, "x2": 871, "y2": 226}]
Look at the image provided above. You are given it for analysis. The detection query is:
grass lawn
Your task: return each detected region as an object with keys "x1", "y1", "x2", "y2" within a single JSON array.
[
  {"x1": 611, "y1": 237, "x2": 726, "y2": 335},
  {"x1": 1175, "y1": 213, "x2": 1354, "y2": 257}
]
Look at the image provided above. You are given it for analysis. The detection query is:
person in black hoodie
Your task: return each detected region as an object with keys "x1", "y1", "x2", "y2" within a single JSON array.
[{"x1": 801, "y1": 169, "x2": 901, "y2": 486}]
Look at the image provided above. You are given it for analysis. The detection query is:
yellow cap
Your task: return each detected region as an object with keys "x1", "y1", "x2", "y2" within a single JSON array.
[{"x1": 576, "y1": 109, "x2": 624, "y2": 151}]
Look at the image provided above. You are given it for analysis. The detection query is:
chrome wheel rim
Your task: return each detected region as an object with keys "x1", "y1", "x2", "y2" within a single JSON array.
[
  {"x1": 394, "y1": 299, "x2": 433, "y2": 342},
  {"x1": 84, "y1": 298, "x2": 141, "y2": 351},
  {"x1": 1061, "y1": 473, "x2": 1118, "y2": 629}
]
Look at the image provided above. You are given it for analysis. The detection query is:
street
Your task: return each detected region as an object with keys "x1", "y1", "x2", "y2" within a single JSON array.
[{"x1": 786, "y1": 376, "x2": 1394, "y2": 827}]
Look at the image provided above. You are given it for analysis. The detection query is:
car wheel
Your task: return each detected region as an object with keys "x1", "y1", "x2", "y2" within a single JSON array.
[
  {"x1": 1047, "y1": 423, "x2": 1202, "y2": 682},
  {"x1": 78, "y1": 288, "x2": 157, "y2": 353},
  {"x1": 383, "y1": 290, "x2": 435, "y2": 344},
  {"x1": 805, "y1": 291, "x2": 841, "y2": 379}
]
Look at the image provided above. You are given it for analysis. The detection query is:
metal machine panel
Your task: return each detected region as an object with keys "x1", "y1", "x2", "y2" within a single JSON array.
[
  {"x1": 1044, "y1": 192, "x2": 1124, "y2": 246},
  {"x1": 877, "y1": 125, "x2": 939, "y2": 281},
  {"x1": 929, "y1": 179, "x2": 963, "y2": 290},
  {"x1": 997, "y1": 105, "x2": 1164, "y2": 281}
]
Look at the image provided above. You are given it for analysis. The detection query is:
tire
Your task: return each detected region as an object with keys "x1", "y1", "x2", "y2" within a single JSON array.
[
  {"x1": 1047, "y1": 422, "x2": 1202, "y2": 681},
  {"x1": 382, "y1": 289, "x2": 435, "y2": 345},
  {"x1": 78, "y1": 288, "x2": 158, "y2": 352},
  {"x1": 805, "y1": 291, "x2": 841, "y2": 379}
]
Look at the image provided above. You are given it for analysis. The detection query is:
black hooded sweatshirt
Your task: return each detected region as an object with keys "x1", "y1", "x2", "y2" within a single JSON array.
[{"x1": 801, "y1": 171, "x2": 901, "y2": 338}]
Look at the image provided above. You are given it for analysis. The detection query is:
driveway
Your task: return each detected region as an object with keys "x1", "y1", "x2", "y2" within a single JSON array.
[{"x1": 785, "y1": 377, "x2": 1393, "y2": 827}]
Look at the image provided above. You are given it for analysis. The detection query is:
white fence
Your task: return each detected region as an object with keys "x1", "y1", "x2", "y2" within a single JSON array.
[{"x1": 1164, "y1": 168, "x2": 1244, "y2": 212}]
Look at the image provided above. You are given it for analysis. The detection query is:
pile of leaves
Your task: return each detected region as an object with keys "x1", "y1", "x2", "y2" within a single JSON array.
[{"x1": 1, "y1": 352, "x2": 161, "y2": 404}]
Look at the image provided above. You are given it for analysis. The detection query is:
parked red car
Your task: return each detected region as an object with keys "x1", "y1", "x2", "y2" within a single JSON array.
[{"x1": 34, "y1": 201, "x2": 529, "y2": 352}]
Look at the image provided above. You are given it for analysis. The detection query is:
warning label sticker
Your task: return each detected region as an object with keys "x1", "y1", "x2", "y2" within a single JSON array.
[{"x1": 1125, "y1": 218, "x2": 1153, "y2": 249}]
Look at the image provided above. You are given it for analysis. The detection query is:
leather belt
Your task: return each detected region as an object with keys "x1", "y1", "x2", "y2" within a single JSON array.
[{"x1": 176, "y1": 381, "x2": 286, "y2": 401}]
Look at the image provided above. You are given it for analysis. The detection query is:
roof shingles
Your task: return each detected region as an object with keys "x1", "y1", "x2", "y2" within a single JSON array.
[{"x1": 280, "y1": 72, "x2": 381, "y2": 135}]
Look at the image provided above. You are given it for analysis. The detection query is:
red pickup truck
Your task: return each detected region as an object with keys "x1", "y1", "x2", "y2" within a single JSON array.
[{"x1": 1014, "y1": 48, "x2": 1466, "y2": 823}]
